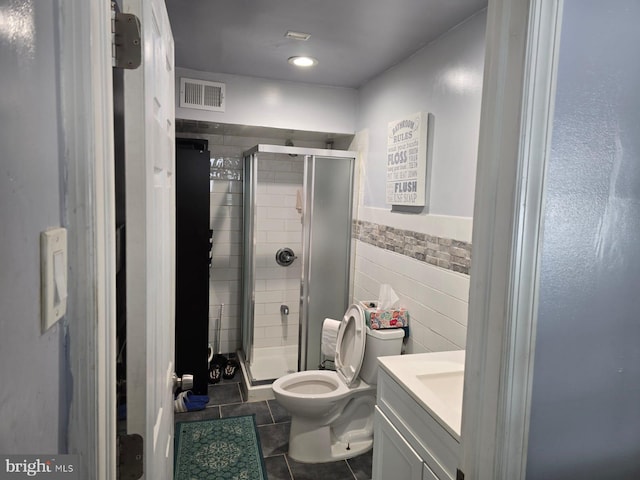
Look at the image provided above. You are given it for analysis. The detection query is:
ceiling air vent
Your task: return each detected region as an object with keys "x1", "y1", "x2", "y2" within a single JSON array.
[{"x1": 179, "y1": 77, "x2": 225, "y2": 112}]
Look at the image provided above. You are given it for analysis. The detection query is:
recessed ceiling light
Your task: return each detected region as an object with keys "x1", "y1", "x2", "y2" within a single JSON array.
[{"x1": 288, "y1": 56, "x2": 318, "y2": 68}]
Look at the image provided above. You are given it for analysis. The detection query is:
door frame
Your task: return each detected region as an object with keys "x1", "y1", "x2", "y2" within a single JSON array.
[
  {"x1": 63, "y1": 0, "x2": 566, "y2": 478},
  {"x1": 462, "y1": 0, "x2": 563, "y2": 478},
  {"x1": 62, "y1": 0, "x2": 116, "y2": 478}
]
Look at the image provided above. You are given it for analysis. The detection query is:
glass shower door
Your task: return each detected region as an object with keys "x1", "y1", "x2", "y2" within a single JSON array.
[
  {"x1": 244, "y1": 150, "x2": 305, "y2": 382},
  {"x1": 300, "y1": 154, "x2": 355, "y2": 370}
]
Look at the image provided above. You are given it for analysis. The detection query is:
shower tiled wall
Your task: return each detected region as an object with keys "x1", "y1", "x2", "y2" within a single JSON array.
[
  {"x1": 253, "y1": 154, "x2": 303, "y2": 349},
  {"x1": 208, "y1": 158, "x2": 243, "y2": 356}
]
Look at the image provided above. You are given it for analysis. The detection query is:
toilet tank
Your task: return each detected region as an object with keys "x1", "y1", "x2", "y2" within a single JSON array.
[{"x1": 359, "y1": 327, "x2": 404, "y2": 385}]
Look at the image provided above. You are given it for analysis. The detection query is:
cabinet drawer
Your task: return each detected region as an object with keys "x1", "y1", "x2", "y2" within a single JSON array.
[{"x1": 377, "y1": 368, "x2": 460, "y2": 480}]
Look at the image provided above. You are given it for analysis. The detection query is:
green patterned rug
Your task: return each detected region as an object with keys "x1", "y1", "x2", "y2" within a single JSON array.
[{"x1": 174, "y1": 415, "x2": 267, "y2": 480}]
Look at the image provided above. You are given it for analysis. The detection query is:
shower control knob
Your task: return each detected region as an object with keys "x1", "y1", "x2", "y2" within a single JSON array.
[{"x1": 275, "y1": 247, "x2": 297, "y2": 267}]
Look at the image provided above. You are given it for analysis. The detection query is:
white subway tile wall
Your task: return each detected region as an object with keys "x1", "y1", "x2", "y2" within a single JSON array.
[
  {"x1": 253, "y1": 153, "x2": 303, "y2": 349},
  {"x1": 353, "y1": 241, "x2": 469, "y2": 353},
  {"x1": 208, "y1": 164, "x2": 242, "y2": 353}
]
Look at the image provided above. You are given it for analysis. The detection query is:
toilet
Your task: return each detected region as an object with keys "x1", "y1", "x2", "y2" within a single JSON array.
[{"x1": 272, "y1": 303, "x2": 404, "y2": 463}]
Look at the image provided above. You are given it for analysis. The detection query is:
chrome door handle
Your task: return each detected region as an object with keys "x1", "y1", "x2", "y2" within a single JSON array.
[{"x1": 172, "y1": 372, "x2": 194, "y2": 392}]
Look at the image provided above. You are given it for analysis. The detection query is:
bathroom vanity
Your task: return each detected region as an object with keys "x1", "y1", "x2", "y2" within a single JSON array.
[{"x1": 373, "y1": 350, "x2": 465, "y2": 480}]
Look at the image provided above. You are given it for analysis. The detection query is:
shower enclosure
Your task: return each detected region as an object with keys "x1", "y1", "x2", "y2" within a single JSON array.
[{"x1": 241, "y1": 144, "x2": 355, "y2": 387}]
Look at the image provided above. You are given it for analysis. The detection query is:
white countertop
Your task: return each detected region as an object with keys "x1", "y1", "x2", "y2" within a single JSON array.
[{"x1": 378, "y1": 350, "x2": 465, "y2": 438}]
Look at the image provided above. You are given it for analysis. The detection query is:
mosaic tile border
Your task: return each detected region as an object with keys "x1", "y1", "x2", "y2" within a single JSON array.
[{"x1": 353, "y1": 219, "x2": 472, "y2": 275}]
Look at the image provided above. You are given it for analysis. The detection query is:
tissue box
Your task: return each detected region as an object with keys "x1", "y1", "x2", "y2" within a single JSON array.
[{"x1": 360, "y1": 301, "x2": 409, "y2": 329}]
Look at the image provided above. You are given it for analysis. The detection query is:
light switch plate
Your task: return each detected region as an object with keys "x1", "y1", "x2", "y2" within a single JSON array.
[{"x1": 41, "y1": 227, "x2": 68, "y2": 332}]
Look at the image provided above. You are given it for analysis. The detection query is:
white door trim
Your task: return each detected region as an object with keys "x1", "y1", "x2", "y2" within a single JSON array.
[
  {"x1": 462, "y1": 0, "x2": 563, "y2": 478},
  {"x1": 495, "y1": 2, "x2": 563, "y2": 477},
  {"x1": 62, "y1": 0, "x2": 116, "y2": 479}
]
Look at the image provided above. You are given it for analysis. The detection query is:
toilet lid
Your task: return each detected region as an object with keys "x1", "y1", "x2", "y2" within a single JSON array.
[{"x1": 334, "y1": 304, "x2": 367, "y2": 387}]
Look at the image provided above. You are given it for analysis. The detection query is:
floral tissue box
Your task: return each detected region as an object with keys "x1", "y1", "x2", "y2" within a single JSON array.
[{"x1": 360, "y1": 301, "x2": 409, "y2": 329}]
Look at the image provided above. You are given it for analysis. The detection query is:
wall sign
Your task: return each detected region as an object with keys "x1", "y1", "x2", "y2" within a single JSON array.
[{"x1": 386, "y1": 112, "x2": 429, "y2": 206}]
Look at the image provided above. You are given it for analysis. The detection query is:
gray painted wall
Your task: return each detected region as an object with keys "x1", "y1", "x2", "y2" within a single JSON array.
[
  {"x1": 356, "y1": 10, "x2": 486, "y2": 217},
  {"x1": 527, "y1": 1, "x2": 640, "y2": 478},
  {"x1": 0, "y1": 0, "x2": 67, "y2": 453},
  {"x1": 175, "y1": 67, "x2": 358, "y2": 135}
]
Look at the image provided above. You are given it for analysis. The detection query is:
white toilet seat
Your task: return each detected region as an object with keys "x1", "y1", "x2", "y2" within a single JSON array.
[
  {"x1": 272, "y1": 304, "x2": 372, "y2": 421},
  {"x1": 272, "y1": 369, "x2": 374, "y2": 419},
  {"x1": 273, "y1": 303, "x2": 369, "y2": 407},
  {"x1": 273, "y1": 370, "x2": 350, "y2": 400},
  {"x1": 334, "y1": 304, "x2": 367, "y2": 387}
]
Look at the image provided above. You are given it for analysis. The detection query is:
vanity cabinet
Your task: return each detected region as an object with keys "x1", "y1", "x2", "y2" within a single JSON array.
[
  {"x1": 373, "y1": 366, "x2": 461, "y2": 480},
  {"x1": 373, "y1": 407, "x2": 439, "y2": 480}
]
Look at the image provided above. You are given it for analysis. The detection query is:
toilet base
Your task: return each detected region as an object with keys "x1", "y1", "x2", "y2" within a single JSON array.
[{"x1": 288, "y1": 418, "x2": 373, "y2": 463}]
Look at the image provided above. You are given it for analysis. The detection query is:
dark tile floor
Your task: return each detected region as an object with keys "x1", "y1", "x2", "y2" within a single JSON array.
[{"x1": 174, "y1": 374, "x2": 373, "y2": 480}]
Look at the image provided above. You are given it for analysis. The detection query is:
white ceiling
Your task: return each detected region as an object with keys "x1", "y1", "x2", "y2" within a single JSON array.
[{"x1": 165, "y1": 0, "x2": 487, "y2": 89}]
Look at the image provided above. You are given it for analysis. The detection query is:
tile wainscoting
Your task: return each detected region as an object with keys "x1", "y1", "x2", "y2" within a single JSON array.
[{"x1": 352, "y1": 218, "x2": 471, "y2": 353}]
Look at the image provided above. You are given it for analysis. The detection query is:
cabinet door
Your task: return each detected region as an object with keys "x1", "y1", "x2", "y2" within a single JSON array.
[{"x1": 373, "y1": 408, "x2": 424, "y2": 480}]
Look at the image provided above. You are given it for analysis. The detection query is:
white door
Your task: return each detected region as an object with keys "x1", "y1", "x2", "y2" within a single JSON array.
[{"x1": 123, "y1": 0, "x2": 176, "y2": 478}]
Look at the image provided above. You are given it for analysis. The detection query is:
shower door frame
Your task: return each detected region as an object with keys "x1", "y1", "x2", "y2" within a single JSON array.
[
  {"x1": 242, "y1": 144, "x2": 356, "y2": 381},
  {"x1": 241, "y1": 151, "x2": 258, "y2": 365}
]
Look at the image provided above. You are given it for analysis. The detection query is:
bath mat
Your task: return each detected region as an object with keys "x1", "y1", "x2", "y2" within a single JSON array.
[{"x1": 174, "y1": 414, "x2": 267, "y2": 480}]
